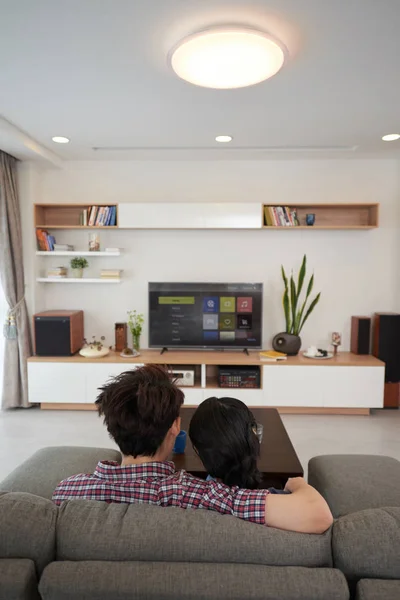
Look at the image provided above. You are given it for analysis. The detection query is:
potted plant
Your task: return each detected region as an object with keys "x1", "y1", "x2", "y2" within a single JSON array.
[
  {"x1": 273, "y1": 255, "x2": 321, "y2": 356},
  {"x1": 127, "y1": 310, "x2": 144, "y2": 352},
  {"x1": 70, "y1": 257, "x2": 89, "y2": 278}
]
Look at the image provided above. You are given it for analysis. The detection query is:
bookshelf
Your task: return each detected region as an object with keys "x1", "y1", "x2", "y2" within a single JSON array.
[
  {"x1": 34, "y1": 204, "x2": 118, "y2": 229},
  {"x1": 36, "y1": 251, "x2": 121, "y2": 256},
  {"x1": 262, "y1": 203, "x2": 379, "y2": 230}
]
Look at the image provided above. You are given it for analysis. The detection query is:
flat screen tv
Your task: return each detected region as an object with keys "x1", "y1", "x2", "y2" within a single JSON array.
[{"x1": 149, "y1": 282, "x2": 263, "y2": 349}]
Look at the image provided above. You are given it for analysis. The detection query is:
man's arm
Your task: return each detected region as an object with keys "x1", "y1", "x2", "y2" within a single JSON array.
[{"x1": 265, "y1": 477, "x2": 333, "y2": 534}]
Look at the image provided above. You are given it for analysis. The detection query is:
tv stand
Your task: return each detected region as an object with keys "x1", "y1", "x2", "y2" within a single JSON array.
[
  {"x1": 243, "y1": 348, "x2": 249, "y2": 356},
  {"x1": 160, "y1": 347, "x2": 168, "y2": 355}
]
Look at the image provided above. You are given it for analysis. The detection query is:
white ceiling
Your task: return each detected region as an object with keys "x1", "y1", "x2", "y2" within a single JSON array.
[{"x1": 1, "y1": 0, "x2": 400, "y2": 162}]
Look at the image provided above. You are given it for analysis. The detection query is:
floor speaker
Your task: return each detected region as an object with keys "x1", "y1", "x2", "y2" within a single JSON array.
[
  {"x1": 373, "y1": 313, "x2": 400, "y2": 408},
  {"x1": 350, "y1": 316, "x2": 371, "y2": 355}
]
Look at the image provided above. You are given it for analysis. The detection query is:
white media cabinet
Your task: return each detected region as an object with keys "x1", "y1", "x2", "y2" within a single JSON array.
[{"x1": 27, "y1": 350, "x2": 385, "y2": 414}]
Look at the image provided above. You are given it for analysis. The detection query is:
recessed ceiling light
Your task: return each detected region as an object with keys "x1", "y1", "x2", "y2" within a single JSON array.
[
  {"x1": 215, "y1": 135, "x2": 233, "y2": 143},
  {"x1": 381, "y1": 133, "x2": 400, "y2": 142},
  {"x1": 169, "y1": 27, "x2": 286, "y2": 89},
  {"x1": 52, "y1": 136, "x2": 70, "y2": 144}
]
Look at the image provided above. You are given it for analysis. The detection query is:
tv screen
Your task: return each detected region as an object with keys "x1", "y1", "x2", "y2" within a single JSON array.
[{"x1": 149, "y1": 282, "x2": 263, "y2": 349}]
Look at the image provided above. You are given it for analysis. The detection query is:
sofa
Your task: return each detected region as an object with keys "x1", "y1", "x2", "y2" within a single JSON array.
[{"x1": 1, "y1": 447, "x2": 400, "y2": 600}]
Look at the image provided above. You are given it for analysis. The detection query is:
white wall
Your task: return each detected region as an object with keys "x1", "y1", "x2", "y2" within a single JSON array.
[{"x1": 19, "y1": 159, "x2": 400, "y2": 351}]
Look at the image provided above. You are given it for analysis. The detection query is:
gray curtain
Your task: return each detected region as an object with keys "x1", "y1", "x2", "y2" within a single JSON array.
[{"x1": 0, "y1": 151, "x2": 32, "y2": 408}]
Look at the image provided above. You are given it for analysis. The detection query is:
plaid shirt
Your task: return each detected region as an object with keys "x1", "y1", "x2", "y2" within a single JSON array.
[{"x1": 53, "y1": 461, "x2": 267, "y2": 524}]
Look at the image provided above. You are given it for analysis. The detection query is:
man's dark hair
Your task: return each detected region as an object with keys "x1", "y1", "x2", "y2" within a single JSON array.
[
  {"x1": 189, "y1": 397, "x2": 261, "y2": 489},
  {"x1": 96, "y1": 365, "x2": 184, "y2": 457}
]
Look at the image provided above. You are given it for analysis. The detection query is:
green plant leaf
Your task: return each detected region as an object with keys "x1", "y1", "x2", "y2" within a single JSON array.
[
  {"x1": 290, "y1": 275, "x2": 297, "y2": 335},
  {"x1": 293, "y1": 273, "x2": 314, "y2": 335},
  {"x1": 298, "y1": 292, "x2": 321, "y2": 334},
  {"x1": 281, "y1": 265, "x2": 288, "y2": 289},
  {"x1": 283, "y1": 287, "x2": 291, "y2": 333},
  {"x1": 297, "y1": 255, "x2": 307, "y2": 300}
]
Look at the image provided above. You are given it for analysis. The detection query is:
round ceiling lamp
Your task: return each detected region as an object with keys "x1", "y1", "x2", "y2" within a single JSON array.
[{"x1": 169, "y1": 27, "x2": 286, "y2": 89}]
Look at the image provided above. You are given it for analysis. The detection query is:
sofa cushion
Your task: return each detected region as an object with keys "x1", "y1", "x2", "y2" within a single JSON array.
[
  {"x1": 0, "y1": 446, "x2": 121, "y2": 501},
  {"x1": 333, "y1": 507, "x2": 400, "y2": 580},
  {"x1": 356, "y1": 579, "x2": 400, "y2": 600},
  {"x1": 0, "y1": 558, "x2": 40, "y2": 600},
  {"x1": 39, "y1": 561, "x2": 349, "y2": 600},
  {"x1": 0, "y1": 492, "x2": 56, "y2": 574},
  {"x1": 57, "y1": 500, "x2": 333, "y2": 567},
  {"x1": 308, "y1": 455, "x2": 400, "y2": 517}
]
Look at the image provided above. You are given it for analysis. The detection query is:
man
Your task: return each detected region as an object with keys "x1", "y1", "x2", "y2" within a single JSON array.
[{"x1": 53, "y1": 365, "x2": 332, "y2": 533}]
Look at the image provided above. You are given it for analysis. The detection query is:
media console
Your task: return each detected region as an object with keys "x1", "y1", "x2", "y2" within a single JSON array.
[{"x1": 27, "y1": 350, "x2": 385, "y2": 414}]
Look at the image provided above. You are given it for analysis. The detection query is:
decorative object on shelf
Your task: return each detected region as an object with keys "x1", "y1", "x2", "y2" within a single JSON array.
[
  {"x1": 47, "y1": 266, "x2": 67, "y2": 279},
  {"x1": 70, "y1": 257, "x2": 89, "y2": 278},
  {"x1": 303, "y1": 347, "x2": 333, "y2": 359},
  {"x1": 273, "y1": 254, "x2": 321, "y2": 356},
  {"x1": 332, "y1": 331, "x2": 342, "y2": 356},
  {"x1": 115, "y1": 322, "x2": 128, "y2": 352},
  {"x1": 120, "y1": 348, "x2": 140, "y2": 358},
  {"x1": 127, "y1": 310, "x2": 144, "y2": 352},
  {"x1": 79, "y1": 336, "x2": 110, "y2": 358},
  {"x1": 306, "y1": 213, "x2": 316, "y2": 226},
  {"x1": 100, "y1": 269, "x2": 122, "y2": 280},
  {"x1": 88, "y1": 233, "x2": 100, "y2": 251}
]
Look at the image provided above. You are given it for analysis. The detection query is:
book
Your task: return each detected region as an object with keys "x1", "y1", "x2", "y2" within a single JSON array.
[
  {"x1": 89, "y1": 206, "x2": 98, "y2": 226},
  {"x1": 259, "y1": 350, "x2": 287, "y2": 361},
  {"x1": 264, "y1": 207, "x2": 273, "y2": 227},
  {"x1": 53, "y1": 244, "x2": 74, "y2": 251}
]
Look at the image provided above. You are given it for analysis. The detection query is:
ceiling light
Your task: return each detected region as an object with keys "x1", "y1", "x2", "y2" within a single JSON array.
[
  {"x1": 52, "y1": 136, "x2": 70, "y2": 144},
  {"x1": 382, "y1": 133, "x2": 400, "y2": 141},
  {"x1": 169, "y1": 27, "x2": 286, "y2": 89},
  {"x1": 215, "y1": 135, "x2": 232, "y2": 143}
]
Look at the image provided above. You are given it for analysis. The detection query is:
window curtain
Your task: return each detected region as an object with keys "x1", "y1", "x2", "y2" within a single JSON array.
[{"x1": 0, "y1": 151, "x2": 32, "y2": 408}]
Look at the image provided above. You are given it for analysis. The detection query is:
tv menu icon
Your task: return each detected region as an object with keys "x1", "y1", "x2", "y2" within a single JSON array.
[
  {"x1": 203, "y1": 297, "x2": 219, "y2": 313},
  {"x1": 203, "y1": 314, "x2": 218, "y2": 330},
  {"x1": 237, "y1": 297, "x2": 252, "y2": 313},
  {"x1": 220, "y1": 297, "x2": 235, "y2": 312},
  {"x1": 237, "y1": 315, "x2": 252, "y2": 330},
  {"x1": 219, "y1": 315, "x2": 235, "y2": 331}
]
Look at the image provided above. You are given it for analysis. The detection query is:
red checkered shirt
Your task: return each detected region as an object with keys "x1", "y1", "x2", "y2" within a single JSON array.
[{"x1": 52, "y1": 460, "x2": 267, "y2": 524}]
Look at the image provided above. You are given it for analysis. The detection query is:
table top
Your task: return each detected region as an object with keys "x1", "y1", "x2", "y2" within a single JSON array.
[
  {"x1": 28, "y1": 349, "x2": 384, "y2": 367},
  {"x1": 171, "y1": 407, "x2": 303, "y2": 484}
]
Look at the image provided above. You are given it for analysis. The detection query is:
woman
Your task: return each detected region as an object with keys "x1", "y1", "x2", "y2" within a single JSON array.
[{"x1": 189, "y1": 396, "x2": 288, "y2": 492}]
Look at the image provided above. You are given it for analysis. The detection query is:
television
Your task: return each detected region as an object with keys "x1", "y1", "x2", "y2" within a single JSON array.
[{"x1": 149, "y1": 282, "x2": 263, "y2": 349}]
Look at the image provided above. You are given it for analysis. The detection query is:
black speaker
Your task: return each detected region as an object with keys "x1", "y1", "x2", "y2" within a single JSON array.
[
  {"x1": 373, "y1": 313, "x2": 400, "y2": 383},
  {"x1": 350, "y1": 316, "x2": 371, "y2": 355},
  {"x1": 34, "y1": 310, "x2": 84, "y2": 356}
]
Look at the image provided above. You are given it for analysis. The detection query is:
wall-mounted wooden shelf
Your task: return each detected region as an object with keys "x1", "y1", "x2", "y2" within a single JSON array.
[
  {"x1": 263, "y1": 203, "x2": 379, "y2": 229},
  {"x1": 34, "y1": 204, "x2": 118, "y2": 228}
]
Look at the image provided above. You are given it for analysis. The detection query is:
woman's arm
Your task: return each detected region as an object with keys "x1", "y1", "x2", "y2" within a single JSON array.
[{"x1": 265, "y1": 477, "x2": 333, "y2": 534}]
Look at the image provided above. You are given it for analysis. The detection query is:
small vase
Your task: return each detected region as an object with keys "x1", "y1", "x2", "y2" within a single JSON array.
[
  {"x1": 72, "y1": 268, "x2": 83, "y2": 278},
  {"x1": 272, "y1": 333, "x2": 301, "y2": 356},
  {"x1": 133, "y1": 335, "x2": 140, "y2": 352}
]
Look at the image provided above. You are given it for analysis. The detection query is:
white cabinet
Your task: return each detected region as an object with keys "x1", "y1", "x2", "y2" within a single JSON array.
[
  {"x1": 263, "y1": 366, "x2": 384, "y2": 408},
  {"x1": 118, "y1": 203, "x2": 261, "y2": 229},
  {"x1": 28, "y1": 363, "x2": 88, "y2": 404}
]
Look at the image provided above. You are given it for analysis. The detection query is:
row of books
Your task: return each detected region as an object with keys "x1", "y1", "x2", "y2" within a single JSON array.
[
  {"x1": 47, "y1": 267, "x2": 67, "y2": 278},
  {"x1": 264, "y1": 206, "x2": 300, "y2": 227},
  {"x1": 82, "y1": 206, "x2": 117, "y2": 227},
  {"x1": 100, "y1": 269, "x2": 122, "y2": 279},
  {"x1": 36, "y1": 229, "x2": 56, "y2": 251}
]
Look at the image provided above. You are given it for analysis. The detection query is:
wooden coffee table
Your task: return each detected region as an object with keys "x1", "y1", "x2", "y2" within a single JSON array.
[{"x1": 170, "y1": 407, "x2": 303, "y2": 489}]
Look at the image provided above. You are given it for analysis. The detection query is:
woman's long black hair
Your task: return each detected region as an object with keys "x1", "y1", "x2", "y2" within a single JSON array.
[{"x1": 188, "y1": 397, "x2": 262, "y2": 489}]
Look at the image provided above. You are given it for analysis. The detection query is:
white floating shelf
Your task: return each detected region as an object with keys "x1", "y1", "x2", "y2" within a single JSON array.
[
  {"x1": 37, "y1": 278, "x2": 121, "y2": 284},
  {"x1": 36, "y1": 251, "x2": 121, "y2": 256}
]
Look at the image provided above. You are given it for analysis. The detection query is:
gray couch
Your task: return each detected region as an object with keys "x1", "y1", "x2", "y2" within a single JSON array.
[{"x1": 1, "y1": 448, "x2": 400, "y2": 600}]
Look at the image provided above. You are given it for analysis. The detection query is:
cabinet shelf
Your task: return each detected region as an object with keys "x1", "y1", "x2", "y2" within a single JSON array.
[
  {"x1": 263, "y1": 203, "x2": 379, "y2": 229},
  {"x1": 34, "y1": 204, "x2": 118, "y2": 228}
]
